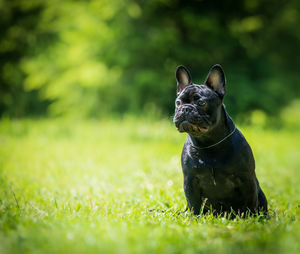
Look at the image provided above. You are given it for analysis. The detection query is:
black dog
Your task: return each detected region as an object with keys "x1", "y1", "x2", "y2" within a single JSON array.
[{"x1": 173, "y1": 64, "x2": 268, "y2": 215}]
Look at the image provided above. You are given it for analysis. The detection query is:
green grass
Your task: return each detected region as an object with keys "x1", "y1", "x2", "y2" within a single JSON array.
[{"x1": 0, "y1": 117, "x2": 299, "y2": 254}]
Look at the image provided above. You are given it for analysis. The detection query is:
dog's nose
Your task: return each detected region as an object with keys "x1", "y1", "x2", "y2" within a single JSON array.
[{"x1": 181, "y1": 106, "x2": 191, "y2": 114}]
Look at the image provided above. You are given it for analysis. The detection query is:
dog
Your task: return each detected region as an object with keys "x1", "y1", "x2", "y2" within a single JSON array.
[{"x1": 173, "y1": 64, "x2": 268, "y2": 215}]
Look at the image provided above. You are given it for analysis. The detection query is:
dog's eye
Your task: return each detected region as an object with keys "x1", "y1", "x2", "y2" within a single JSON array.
[
  {"x1": 198, "y1": 100, "x2": 206, "y2": 106},
  {"x1": 175, "y1": 100, "x2": 181, "y2": 107}
]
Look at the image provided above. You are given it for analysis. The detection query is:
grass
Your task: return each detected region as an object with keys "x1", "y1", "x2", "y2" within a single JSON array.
[{"x1": 0, "y1": 117, "x2": 299, "y2": 254}]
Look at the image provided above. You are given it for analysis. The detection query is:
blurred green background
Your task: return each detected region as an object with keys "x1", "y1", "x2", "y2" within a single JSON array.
[{"x1": 1, "y1": 0, "x2": 300, "y2": 121}]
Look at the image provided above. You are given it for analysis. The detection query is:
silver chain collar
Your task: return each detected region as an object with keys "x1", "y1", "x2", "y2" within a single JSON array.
[{"x1": 189, "y1": 126, "x2": 237, "y2": 150}]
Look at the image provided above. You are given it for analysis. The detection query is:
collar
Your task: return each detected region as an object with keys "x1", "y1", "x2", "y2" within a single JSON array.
[{"x1": 189, "y1": 126, "x2": 236, "y2": 150}]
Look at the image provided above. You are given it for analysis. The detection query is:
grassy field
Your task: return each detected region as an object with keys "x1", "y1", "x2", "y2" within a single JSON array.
[{"x1": 0, "y1": 118, "x2": 299, "y2": 254}]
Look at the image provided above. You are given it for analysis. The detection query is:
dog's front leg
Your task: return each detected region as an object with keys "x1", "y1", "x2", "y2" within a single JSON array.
[{"x1": 183, "y1": 175, "x2": 205, "y2": 215}]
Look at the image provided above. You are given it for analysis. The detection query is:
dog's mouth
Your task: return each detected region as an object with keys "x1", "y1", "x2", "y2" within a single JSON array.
[{"x1": 178, "y1": 120, "x2": 209, "y2": 134}]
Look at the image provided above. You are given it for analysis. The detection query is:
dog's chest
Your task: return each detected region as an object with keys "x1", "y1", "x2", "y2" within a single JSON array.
[{"x1": 185, "y1": 154, "x2": 242, "y2": 198}]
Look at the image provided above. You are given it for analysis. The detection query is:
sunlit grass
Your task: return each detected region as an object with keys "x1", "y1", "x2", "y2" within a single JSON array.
[{"x1": 0, "y1": 118, "x2": 299, "y2": 254}]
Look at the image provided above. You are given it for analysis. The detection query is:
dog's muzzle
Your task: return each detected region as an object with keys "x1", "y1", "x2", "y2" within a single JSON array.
[{"x1": 174, "y1": 105, "x2": 209, "y2": 134}]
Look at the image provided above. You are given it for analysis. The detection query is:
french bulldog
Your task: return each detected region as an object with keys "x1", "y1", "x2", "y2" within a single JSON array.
[{"x1": 173, "y1": 64, "x2": 268, "y2": 215}]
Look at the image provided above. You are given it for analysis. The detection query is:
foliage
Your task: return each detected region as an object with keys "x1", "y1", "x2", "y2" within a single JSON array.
[
  {"x1": 1, "y1": 0, "x2": 300, "y2": 118},
  {"x1": 0, "y1": 118, "x2": 300, "y2": 253},
  {"x1": 0, "y1": 0, "x2": 54, "y2": 117}
]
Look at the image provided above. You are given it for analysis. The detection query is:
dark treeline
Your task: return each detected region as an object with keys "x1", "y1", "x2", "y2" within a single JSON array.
[{"x1": 1, "y1": 0, "x2": 300, "y2": 118}]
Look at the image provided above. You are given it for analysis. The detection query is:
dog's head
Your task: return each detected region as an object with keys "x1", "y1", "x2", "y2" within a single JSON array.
[{"x1": 173, "y1": 64, "x2": 226, "y2": 137}]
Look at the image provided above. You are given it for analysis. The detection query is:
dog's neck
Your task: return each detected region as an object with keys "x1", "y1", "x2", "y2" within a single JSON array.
[{"x1": 188, "y1": 105, "x2": 235, "y2": 149}]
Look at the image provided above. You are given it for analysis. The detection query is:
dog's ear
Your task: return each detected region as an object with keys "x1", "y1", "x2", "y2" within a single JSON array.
[
  {"x1": 176, "y1": 65, "x2": 192, "y2": 95},
  {"x1": 204, "y1": 64, "x2": 226, "y2": 98}
]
